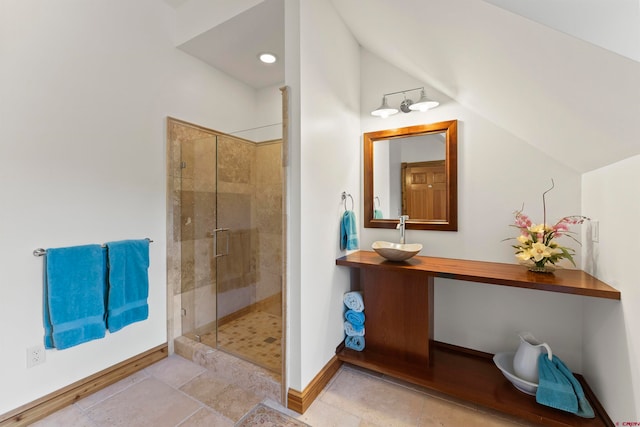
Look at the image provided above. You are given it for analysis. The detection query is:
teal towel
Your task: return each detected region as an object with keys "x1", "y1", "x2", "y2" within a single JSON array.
[
  {"x1": 536, "y1": 354, "x2": 594, "y2": 418},
  {"x1": 551, "y1": 355, "x2": 595, "y2": 418},
  {"x1": 340, "y1": 211, "x2": 358, "y2": 250},
  {"x1": 105, "y1": 239, "x2": 150, "y2": 332},
  {"x1": 345, "y1": 336, "x2": 365, "y2": 351},
  {"x1": 373, "y1": 209, "x2": 384, "y2": 219},
  {"x1": 343, "y1": 291, "x2": 364, "y2": 312},
  {"x1": 344, "y1": 320, "x2": 364, "y2": 336},
  {"x1": 345, "y1": 309, "x2": 365, "y2": 326},
  {"x1": 43, "y1": 245, "x2": 107, "y2": 349}
]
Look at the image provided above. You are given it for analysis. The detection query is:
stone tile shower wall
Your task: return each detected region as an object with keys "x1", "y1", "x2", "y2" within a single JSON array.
[
  {"x1": 167, "y1": 119, "x2": 282, "y2": 340},
  {"x1": 255, "y1": 142, "x2": 283, "y2": 313}
]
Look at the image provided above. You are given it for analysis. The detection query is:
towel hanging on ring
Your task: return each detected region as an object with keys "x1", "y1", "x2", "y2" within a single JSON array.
[{"x1": 340, "y1": 210, "x2": 358, "y2": 250}]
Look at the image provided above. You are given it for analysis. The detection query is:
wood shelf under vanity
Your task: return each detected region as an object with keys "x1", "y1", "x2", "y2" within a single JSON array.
[
  {"x1": 336, "y1": 251, "x2": 619, "y2": 426},
  {"x1": 336, "y1": 342, "x2": 611, "y2": 426}
]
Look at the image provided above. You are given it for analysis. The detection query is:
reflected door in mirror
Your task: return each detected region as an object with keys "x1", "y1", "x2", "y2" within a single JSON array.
[{"x1": 402, "y1": 161, "x2": 447, "y2": 221}]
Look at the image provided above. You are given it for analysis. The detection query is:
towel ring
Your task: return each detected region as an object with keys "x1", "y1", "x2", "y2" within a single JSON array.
[
  {"x1": 341, "y1": 192, "x2": 354, "y2": 211},
  {"x1": 374, "y1": 196, "x2": 380, "y2": 208}
]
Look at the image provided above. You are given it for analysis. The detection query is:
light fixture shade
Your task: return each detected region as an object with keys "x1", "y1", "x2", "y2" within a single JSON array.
[
  {"x1": 371, "y1": 96, "x2": 399, "y2": 118},
  {"x1": 409, "y1": 89, "x2": 439, "y2": 112}
]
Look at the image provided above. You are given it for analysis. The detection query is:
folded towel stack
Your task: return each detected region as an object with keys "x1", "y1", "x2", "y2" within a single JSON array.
[
  {"x1": 345, "y1": 309, "x2": 365, "y2": 327},
  {"x1": 536, "y1": 354, "x2": 594, "y2": 418},
  {"x1": 345, "y1": 336, "x2": 365, "y2": 351},
  {"x1": 343, "y1": 291, "x2": 365, "y2": 351},
  {"x1": 344, "y1": 320, "x2": 365, "y2": 337},
  {"x1": 343, "y1": 291, "x2": 364, "y2": 312},
  {"x1": 43, "y1": 239, "x2": 150, "y2": 350}
]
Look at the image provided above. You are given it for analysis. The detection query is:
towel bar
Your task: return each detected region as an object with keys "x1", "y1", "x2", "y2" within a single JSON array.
[{"x1": 33, "y1": 238, "x2": 153, "y2": 257}]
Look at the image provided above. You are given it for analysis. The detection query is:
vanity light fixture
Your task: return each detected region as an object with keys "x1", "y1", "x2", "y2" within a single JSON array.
[
  {"x1": 259, "y1": 53, "x2": 277, "y2": 64},
  {"x1": 370, "y1": 96, "x2": 398, "y2": 118},
  {"x1": 371, "y1": 87, "x2": 439, "y2": 117}
]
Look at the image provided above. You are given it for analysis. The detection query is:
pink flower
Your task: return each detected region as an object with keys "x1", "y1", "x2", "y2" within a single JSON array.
[
  {"x1": 514, "y1": 212, "x2": 532, "y2": 229},
  {"x1": 553, "y1": 222, "x2": 569, "y2": 237}
]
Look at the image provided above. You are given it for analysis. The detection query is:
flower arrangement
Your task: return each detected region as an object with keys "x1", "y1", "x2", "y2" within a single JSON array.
[{"x1": 507, "y1": 180, "x2": 589, "y2": 272}]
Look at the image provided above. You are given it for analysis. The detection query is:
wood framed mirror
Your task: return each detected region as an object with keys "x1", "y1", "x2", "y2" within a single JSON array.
[{"x1": 364, "y1": 120, "x2": 458, "y2": 231}]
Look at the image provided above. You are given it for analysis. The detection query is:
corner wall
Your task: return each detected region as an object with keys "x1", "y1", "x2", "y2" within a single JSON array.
[
  {"x1": 288, "y1": 0, "x2": 361, "y2": 391},
  {"x1": 582, "y1": 155, "x2": 640, "y2": 422}
]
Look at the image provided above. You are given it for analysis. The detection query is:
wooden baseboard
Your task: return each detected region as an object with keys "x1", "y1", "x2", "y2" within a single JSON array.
[
  {"x1": 287, "y1": 355, "x2": 342, "y2": 414},
  {"x1": 0, "y1": 343, "x2": 168, "y2": 427}
]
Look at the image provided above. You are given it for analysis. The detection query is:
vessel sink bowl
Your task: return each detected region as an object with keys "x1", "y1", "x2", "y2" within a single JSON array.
[{"x1": 372, "y1": 241, "x2": 423, "y2": 261}]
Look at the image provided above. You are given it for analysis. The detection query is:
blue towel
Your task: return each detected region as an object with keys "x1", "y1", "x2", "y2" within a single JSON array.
[
  {"x1": 373, "y1": 209, "x2": 384, "y2": 219},
  {"x1": 43, "y1": 245, "x2": 107, "y2": 349},
  {"x1": 344, "y1": 320, "x2": 365, "y2": 336},
  {"x1": 105, "y1": 239, "x2": 150, "y2": 332},
  {"x1": 345, "y1": 309, "x2": 365, "y2": 326},
  {"x1": 340, "y1": 210, "x2": 358, "y2": 250},
  {"x1": 345, "y1": 335, "x2": 365, "y2": 351},
  {"x1": 537, "y1": 354, "x2": 594, "y2": 418},
  {"x1": 343, "y1": 291, "x2": 364, "y2": 312}
]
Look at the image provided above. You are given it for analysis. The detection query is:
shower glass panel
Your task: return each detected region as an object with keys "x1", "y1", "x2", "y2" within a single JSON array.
[
  {"x1": 177, "y1": 128, "x2": 219, "y2": 346},
  {"x1": 216, "y1": 134, "x2": 283, "y2": 374},
  {"x1": 170, "y1": 118, "x2": 283, "y2": 375}
]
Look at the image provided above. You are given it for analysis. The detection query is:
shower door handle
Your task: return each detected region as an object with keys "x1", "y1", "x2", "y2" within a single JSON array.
[{"x1": 213, "y1": 228, "x2": 230, "y2": 258}]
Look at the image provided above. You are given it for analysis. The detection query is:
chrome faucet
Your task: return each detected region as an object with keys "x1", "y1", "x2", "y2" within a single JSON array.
[{"x1": 396, "y1": 215, "x2": 409, "y2": 244}]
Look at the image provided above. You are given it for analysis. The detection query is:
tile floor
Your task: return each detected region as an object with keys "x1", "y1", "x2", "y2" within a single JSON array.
[
  {"x1": 198, "y1": 310, "x2": 282, "y2": 374},
  {"x1": 34, "y1": 352, "x2": 535, "y2": 426}
]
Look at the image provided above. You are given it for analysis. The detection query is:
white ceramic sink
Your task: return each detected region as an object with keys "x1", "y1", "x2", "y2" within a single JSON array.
[{"x1": 372, "y1": 241, "x2": 423, "y2": 261}]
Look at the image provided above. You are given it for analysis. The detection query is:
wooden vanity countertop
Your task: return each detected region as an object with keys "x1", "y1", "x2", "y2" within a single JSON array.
[{"x1": 336, "y1": 251, "x2": 620, "y2": 300}]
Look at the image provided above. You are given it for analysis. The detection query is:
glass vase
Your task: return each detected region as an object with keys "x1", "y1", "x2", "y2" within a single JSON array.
[{"x1": 528, "y1": 263, "x2": 555, "y2": 273}]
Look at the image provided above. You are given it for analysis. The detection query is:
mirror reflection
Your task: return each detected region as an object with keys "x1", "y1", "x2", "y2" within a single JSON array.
[
  {"x1": 364, "y1": 120, "x2": 458, "y2": 231},
  {"x1": 373, "y1": 133, "x2": 446, "y2": 220}
]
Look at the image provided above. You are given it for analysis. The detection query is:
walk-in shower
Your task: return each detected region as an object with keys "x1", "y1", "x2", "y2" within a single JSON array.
[{"x1": 167, "y1": 117, "x2": 284, "y2": 378}]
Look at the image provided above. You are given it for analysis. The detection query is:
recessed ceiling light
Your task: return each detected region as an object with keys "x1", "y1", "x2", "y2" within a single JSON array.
[{"x1": 259, "y1": 53, "x2": 277, "y2": 64}]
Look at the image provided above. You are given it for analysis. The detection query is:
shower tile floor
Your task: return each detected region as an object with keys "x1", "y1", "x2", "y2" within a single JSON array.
[
  {"x1": 196, "y1": 310, "x2": 282, "y2": 374},
  {"x1": 34, "y1": 353, "x2": 534, "y2": 426}
]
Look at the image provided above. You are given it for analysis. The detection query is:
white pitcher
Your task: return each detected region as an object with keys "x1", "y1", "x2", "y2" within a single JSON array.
[{"x1": 513, "y1": 332, "x2": 552, "y2": 383}]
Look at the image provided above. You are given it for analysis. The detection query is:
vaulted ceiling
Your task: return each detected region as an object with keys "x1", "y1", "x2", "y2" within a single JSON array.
[
  {"x1": 331, "y1": 0, "x2": 640, "y2": 173},
  {"x1": 164, "y1": 0, "x2": 640, "y2": 173}
]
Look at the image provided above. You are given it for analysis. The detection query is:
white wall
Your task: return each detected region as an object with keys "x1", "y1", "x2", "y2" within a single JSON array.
[
  {"x1": 290, "y1": 0, "x2": 361, "y2": 390},
  {"x1": 360, "y1": 49, "x2": 587, "y2": 368},
  {"x1": 229, "y1": 83, "x2": 284, "y2": 142},
  {"x1": 284, "y1": 0, "x2": 302, "y2": 393},
  {"x1": 582, "y1": 156, "x2": 640, "y2": 422},
  {"x1": 0, "y1": 0, "x2": 258, "y2": 414}
]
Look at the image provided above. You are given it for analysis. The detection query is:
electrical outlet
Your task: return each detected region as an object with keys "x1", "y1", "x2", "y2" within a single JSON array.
[{"x1": 27, "y1": 345, "x2": 46, "y2": 368}]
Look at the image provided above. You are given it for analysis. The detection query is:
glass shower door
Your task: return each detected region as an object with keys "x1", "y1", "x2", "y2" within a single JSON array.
[
  {"x1": 214, "y1": 133, "x2": 257, "y2": 356},
  {"x1": 176, "y1": 126, "x2": 218, "y2": 348},
  {"x1": 215, "y1": 134, "x2": 283, "y2": 374}
]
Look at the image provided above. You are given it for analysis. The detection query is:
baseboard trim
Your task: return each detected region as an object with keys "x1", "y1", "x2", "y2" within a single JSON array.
[
  {"x1": 287, "y1": 355, "x2": 342, "y2": 414},
  {"x1": 0, "y1": 343, "x2": 168, "y2": 427}
]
